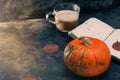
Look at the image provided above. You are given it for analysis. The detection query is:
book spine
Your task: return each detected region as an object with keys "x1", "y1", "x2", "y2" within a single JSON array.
[{"x1": 104, "y1": 29, "x2": 116, "y2": 41}]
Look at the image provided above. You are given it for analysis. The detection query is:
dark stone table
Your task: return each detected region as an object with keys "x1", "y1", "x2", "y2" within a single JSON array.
[{"x1": 0, "y1": 2, "x2": 120, "y2": 80}]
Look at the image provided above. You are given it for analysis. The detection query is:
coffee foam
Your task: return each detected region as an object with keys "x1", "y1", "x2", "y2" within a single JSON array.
[{"x1": 55, "y1": 10, "x2": 78, "y2": 22}]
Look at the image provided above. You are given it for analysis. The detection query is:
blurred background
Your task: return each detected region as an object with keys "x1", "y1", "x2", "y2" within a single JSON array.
[{"x1": 0, "y1": 0, "x2": 120, "y2": 22}]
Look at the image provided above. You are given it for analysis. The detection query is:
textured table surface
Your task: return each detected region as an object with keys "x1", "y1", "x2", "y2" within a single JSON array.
[
  {"x1": 0, "y1": 3, "x2": 120, "y2": 80},
  {"x1": 0, "y1": 19, "x2": 119, "y2": 80}
]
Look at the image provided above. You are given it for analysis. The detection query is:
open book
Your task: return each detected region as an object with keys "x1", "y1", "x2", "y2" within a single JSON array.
[{"x1": 69, "y1": 18, "x2": 120, "y2": 60}]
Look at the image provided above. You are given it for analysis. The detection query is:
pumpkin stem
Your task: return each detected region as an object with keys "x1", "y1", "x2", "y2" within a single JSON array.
[{"x1": 79, "y1": 36, "x2": 92, "y2": 47}]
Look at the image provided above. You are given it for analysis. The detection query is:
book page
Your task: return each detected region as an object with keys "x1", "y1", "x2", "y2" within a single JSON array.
[
  {"x1": 105, "y1": 29, "x2": 120, "y2": 59},
  {"x1": 69, "y1": 18, "x2": 114, "y2": 41}
]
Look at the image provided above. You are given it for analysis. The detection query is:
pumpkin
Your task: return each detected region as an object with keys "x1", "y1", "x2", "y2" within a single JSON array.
[{"x1": 64, "y1": 36, "x2": 111, "y2": 77}]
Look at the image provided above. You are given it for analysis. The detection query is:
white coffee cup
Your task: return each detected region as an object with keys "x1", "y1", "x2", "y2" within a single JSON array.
[{"x1": 46, "y1": 3, "x2": 80, "y2": 32}]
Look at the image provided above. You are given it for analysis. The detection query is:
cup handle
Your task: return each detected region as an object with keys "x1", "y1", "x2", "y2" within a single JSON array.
[{"x1": 46, "y1": 12, "x2": 56, "y2": 24}]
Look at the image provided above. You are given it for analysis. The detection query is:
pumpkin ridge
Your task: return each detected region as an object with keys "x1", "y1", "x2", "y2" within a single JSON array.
[
  {"x1": 79, "y1": 49, "x2": 87, "y2": 73},
  {"x1": 92, "y1": 41, "x2": 105, "y2": 68},
  {"x1": 74, "y1": 47, "x2": 86, "y2": 74},
  {"x1": 65, "y1": 50, "x2": 73, "y2": 64},
  {"x1": 92, "y1": 50, "x2": 97, "y2": 69},
  {"x1": 91, "y1": 39, "x2": 103, "y2": 66},
  {"x1": 96, "y1": 41, "x2": 111, "y2": 66},
  {"x1": 65, "y1": 44, "x2": 80, "y2": 63},
  {"x1": 98, "y1": 42, "x2": 111, "y2": 61},
  {"x1": 94, "y1": 41, "x2": 109, "y2": 64},
  {"x1": 64, "y1": 44, "x2": 73, "y2": 62},
  {"x1": 70, "y1": 51, "x2": 80, "y2": 72}
]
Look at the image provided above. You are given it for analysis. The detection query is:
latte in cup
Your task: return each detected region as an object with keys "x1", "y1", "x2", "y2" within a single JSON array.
[{"x1": 55, "y1": 10, "x2": 79, "y2": 32}]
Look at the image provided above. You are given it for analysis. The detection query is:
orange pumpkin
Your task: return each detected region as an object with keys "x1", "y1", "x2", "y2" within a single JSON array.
[{"x1": 64, "y1": 36, "x2": 111, "y2": 77}]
